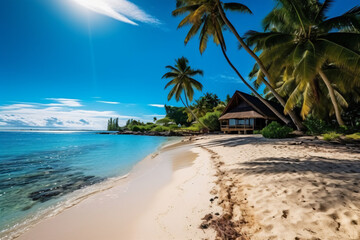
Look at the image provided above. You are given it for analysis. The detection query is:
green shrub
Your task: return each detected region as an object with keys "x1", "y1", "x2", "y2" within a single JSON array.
[
  {"x1": 130, "y1": 125, "x2": 144, "y2": 132},
  {"x1": 168, "y1": 124, "x2": 180, "y2": 130},
  {"x1": 182, "y1": 123, "x2": 202, "y2": 132},
  {"x1": 155, "y1": 117, "x2": 173, "y2": 126},
  {"x1": 322, "y1": 132, "x2": 342, "y2": 141},
  {"x1": 304, "y1": 116, "x2": 330, "y2": 135},
  {"x1": 253, "y1": 130, "x2": 261, "y2": 134},
  {"x1": 143, "y1": 124, "x2": 156, "y2": 131},
  {"x1": 165, "y1": 105, "x2": 189, "y2": 126},
  {"x1": 151, "y1": 126, "x2": 170, "y2": 132},
  {"x1": 199, "y1": 111, "x2": 221, "y2": 131},
  {"x1": 261, "y1": 122, "x2": 293, "y2": 139},
  {"x1": 345, "y1": 132, "x2": 360, "y2": 140}
]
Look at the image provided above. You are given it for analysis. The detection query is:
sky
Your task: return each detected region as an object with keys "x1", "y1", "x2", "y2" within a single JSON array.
[{"x1": 0, "y1": 0, "x2": 358, "y2": 130}]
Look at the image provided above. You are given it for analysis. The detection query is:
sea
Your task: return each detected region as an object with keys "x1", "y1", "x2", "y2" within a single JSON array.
[{"x1": 0, "y1": 131, "x2": 171, "y2": 239}]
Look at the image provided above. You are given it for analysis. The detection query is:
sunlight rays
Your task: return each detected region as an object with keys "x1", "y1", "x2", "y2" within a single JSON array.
[{"x1": 72, "y1": 0, "x2": 160, "y2": 25}]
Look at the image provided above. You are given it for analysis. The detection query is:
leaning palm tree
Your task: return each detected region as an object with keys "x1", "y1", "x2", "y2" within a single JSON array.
[
  {"x1": 172, "y1": 0, "x2": 293, "y2": 127},
  {"x1": 174, "y1": 0, "x2": 305, "y2": 130},
  {"x1": 162, "y1": 57, "x2": 208, "y2": 130},
  {"x1": 246, "y1": 0, "x2": 360, "y2": 126},
  {"x1": 251, "y1": 64, "x2": 353, "y2": 120}
]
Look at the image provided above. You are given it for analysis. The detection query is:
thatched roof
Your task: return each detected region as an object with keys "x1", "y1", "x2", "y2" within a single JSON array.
[
  {"x1": 220, "y1": 91, "x2": 285, "y2": 120},
  {"x1": 219, "y1": 111, "x2": 264, "y2": 120}
]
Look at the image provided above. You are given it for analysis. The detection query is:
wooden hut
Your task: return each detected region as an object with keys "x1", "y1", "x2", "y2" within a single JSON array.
[{"x1": 219, "y1": 91, "x2": 285, "y2": 134}]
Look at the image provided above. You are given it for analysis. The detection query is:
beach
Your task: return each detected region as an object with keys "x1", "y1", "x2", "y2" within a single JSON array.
[{"x1": 15, "y1": 134, "x2": 360, "y2": 240}]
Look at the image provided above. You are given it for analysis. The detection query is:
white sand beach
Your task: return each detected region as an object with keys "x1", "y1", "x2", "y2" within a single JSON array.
[{"x1": 15, "y1": 135, "x2": 360, "y2": 240}]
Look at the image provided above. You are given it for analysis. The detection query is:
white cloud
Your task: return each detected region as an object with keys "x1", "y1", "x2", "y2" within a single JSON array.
[
  {"x1": 97, "y1": 101, "x2": 120, "y2": 105},
  {"x1": 46, "y1": 98, "x2": 83, "y2": 107},
  {"x1": 209, "y1": 74, "x2": 245, "y2": 84},
  {"x1": 72, "y1": 0, "x2": 160, "y2": 25},
  {"x1": 0, "y1": 104, "x2": 35, "y2": 110},
  {"x1": 220, "y1": 74, "x2": 237, "y2": 81},
  {"x1": 148, "y1": 104, "x2": 165, "y2": 108},
  {"x1": 0, "y1": 100, "x2": 138, "y2": 130}
]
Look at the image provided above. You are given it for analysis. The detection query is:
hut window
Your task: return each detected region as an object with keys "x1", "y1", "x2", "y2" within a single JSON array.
[
  {"x1": 229, "y1": 119, "x2": 236, "y2": 126},
  {"x1": 237, "y1": 119, "x2": 245, "y2": 125},
  {"x1": 249, "y1": 119, "x2": 254, "y2": 126}
]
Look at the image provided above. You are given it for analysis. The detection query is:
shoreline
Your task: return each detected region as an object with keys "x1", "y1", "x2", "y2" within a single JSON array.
[
  {"x1": 12, "y1": 137, "x2": 196, "y2": 240},
  {"x1": 3, "y1": 136, "x2": 183, "y2": 240}
]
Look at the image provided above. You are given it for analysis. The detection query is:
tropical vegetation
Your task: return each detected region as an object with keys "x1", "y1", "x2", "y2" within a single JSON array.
[
  {"x1": 246, "y1": 0, "x2": 360, "y2": 127},
  {"x1": 106, "y1": 92, "x2": 227, "y2": 134},
  {"x1": 172, "y1": 0, "x2": 305, "y2": 130},
  {"x1": 107, "y1": 118, "x2": 120, "y2": 131},
  {"x1": 169, "y1": 0, "x2": 360, "y2": 138},
  {"x1": 107, "y1": 0, "x2": 360, "y2": 140},
  {"x1": 162, "y1": 57, "x2": 209, "y2": 130},
  {"x1": 261, "y1": 121, "x2": 293, "y2": 139}
]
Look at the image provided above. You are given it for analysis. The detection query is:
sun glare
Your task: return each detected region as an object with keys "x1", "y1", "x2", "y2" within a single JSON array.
[{"x1": 71, "y1": 0, "x2": 137, "y2": 25}]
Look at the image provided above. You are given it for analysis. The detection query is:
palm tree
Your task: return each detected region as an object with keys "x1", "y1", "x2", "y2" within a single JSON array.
[
  {"x1": 250, "y1": 64, "x2": 353, "y2": 120},
  {"x1": 246, "y1": 0, "x2": 360, "y2": 126},
  {"x1": 173, "y1": 0, "x2": 293, "y2": 127},
  {"x1": 174, "y1": 0, "x2": 305, "y2": 130},
  {"x1": 162, "y1": 57, "x2": 208, "y2": 130}
]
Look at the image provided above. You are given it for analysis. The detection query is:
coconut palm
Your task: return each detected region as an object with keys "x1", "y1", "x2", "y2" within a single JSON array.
[
  {"x1": 250, "y1": 64, "x2": 356, "y2": 120},
  {"x1": 173, "y1": 0, "x2": 294, "y2": 127},
  {"x1": 162, "y1": 57, "x2": 208, "y2": 130},
  {"x1": 174, "y1": 0, "x2": 305, "y2": 130},
  {"x1": 246, "y1": 0, "x2": 360, "y2": 126}
]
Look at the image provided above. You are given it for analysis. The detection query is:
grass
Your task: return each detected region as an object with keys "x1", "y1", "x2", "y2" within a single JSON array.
[
  {"x1": 322, "y1": 132, "x2": 342, "y2": 141},
  {"x1": 345, "y1": 132, "x2": 360, "y2": 140}
]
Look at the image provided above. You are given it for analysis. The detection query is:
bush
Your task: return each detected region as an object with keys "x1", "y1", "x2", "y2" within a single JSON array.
[
  {"x1": 304, "y1": 116, "x2": 330, "y2": 135},
  {"x1": 345, "y1": 132, "x2": 360, "y2": 140},
  {"x1": 182, "y1": 123, "x2": 202, "y2": 132},
  {"x1": 130, "y1": 125, "x2": 144, "y2": 132},
  {"x1": 168, "y1": 124, "x2": 180, "y2": 130},
  {"x1": 143, "y1": 124, "x2": 156, "y2": 131},
  {"x1": 155, "y1": 117, "x2": 174, "y2": 126},
  {"x1": 165, "y1": 105, "x2": 189, "y2": 126},
  {"x1": 253, "y1": 130, "x2": 261, "y2": 134},
  {"x1": 322, "y1": 132, "x2": 342, "y2": 141},
  {"x1": 199, "y1": 111, "x2": 221, "y2": 131},
  {"x1": 151, "y1": 126, "x2": 170, "y2": 132},
  {"x1": 261, "y1": 122, "x2": 293, "y2": 139}
]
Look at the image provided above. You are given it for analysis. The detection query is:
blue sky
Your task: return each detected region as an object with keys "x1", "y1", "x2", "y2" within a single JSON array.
[{"x1": 0, "y1": 0, "x2": 358, "y2": 129}]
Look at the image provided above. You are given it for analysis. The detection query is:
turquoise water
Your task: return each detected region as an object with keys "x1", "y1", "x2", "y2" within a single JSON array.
[{"x1": 0, "y1": 131, "x2": 170, "y2": 237}]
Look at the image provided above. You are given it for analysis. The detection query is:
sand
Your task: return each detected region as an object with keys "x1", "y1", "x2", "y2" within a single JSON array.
[
  {"x1": 193, "y1": 135, "x2": 360, "y2": 240},
  {"x1": 15, "y1": 135, "x2": 360, "y2": 240}
]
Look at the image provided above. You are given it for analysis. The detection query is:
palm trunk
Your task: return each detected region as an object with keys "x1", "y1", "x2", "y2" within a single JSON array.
[
  {"x1": 216, "y1": 0, "x2": 305, "y2": 131},
  {"x1": 318, "y1": 69, "x2": 345, "y2": 126},
  {"x1": 219, "y1": 43, "x2": 291, "y2": 125},
  {"x1": 180, "y1": 95, "x2": 209, "y2": 131}
]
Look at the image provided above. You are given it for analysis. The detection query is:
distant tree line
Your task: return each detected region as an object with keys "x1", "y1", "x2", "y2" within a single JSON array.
[
  {"x1": 107, "y1": 117, "x2": 120, "y2": 131},
  {"x1": 105, "y1": 91, "x2": 229, "y2": 133}
]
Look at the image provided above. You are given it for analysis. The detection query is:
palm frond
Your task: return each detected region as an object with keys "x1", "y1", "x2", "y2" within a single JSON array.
[
  {"x1": 318, "y1": 6, "x2": 360, "y2": 32},
  {"x1": 318, "y1": 38, "x2": 360, "y2": 74},
  {"x1": 223, "y1": 3, "x2": 252, "y2": 14},
  {"x1": 314, "y1": 0, "x2": 334, "y2": 23}
]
